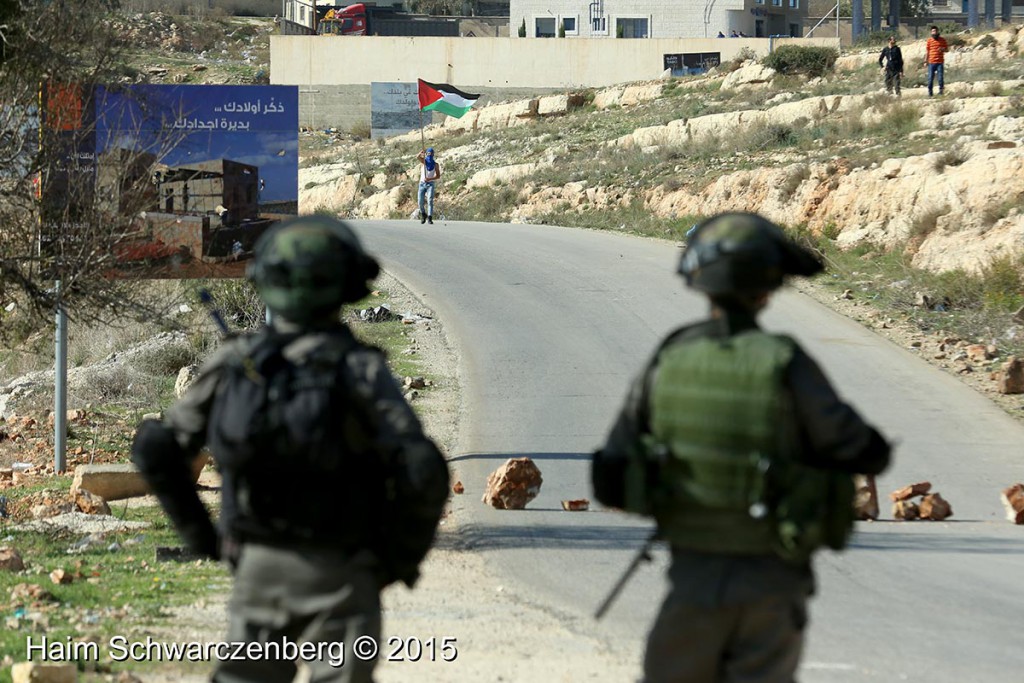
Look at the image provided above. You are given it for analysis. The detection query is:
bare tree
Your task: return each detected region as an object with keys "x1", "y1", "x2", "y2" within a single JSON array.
[{"x1": 0, "y1": 0, "x2": 177, "y2": 340}]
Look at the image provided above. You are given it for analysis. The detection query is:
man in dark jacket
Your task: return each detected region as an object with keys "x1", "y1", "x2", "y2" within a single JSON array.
[
  {"x1": 879, "y1": 35, "x2": 904, "y2": 96},
  {"x1": 592, "y1": 212, "x2": 891, "y2": 683},
  {"x1": 132, "y1": 215, "x2": 449, "y2": 683}
]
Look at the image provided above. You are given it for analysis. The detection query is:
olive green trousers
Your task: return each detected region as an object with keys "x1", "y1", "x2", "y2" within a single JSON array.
[
  {"x1": 643, "y1": 591, "x2": 807, "y2": 683},
  {"x1": 213, "y1": 544, "x2": 381, "y2": 683}
]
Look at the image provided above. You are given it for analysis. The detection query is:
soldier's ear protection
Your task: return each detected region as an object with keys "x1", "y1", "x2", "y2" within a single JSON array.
[{"x1": 338, "y1": 245, "x2": 381, "y2": 302}]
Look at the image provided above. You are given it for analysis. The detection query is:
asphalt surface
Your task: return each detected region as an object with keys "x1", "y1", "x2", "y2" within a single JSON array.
[{"x1": 353, "y1": 218, "x2": 1024, "y2": 682}]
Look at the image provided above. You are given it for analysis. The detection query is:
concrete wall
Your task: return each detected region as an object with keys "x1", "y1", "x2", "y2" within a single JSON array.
[
  {"x1": 271, "y1": 35, "x2": 802, "y2": 87},
  {"x1": 272, "y1": 35, "x2": 840, "y2": 129},
  {"x1": 297, "y1": 84, "x2": 551, "y2": 131}
]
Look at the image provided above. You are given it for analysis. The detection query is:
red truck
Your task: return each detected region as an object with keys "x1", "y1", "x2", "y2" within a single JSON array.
[{"x1": 316, "y1": 3, "x2": 458, "y2": 37}]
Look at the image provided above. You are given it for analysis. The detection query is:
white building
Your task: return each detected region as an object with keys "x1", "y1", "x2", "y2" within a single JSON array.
[{"x1": 511, "y1": 0, "x2": 808, "y2": 39}]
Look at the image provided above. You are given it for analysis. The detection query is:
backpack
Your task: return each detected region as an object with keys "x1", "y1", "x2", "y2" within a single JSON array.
[{"x1": 207, "y1": 329, "x2": 387, "y2": 548}]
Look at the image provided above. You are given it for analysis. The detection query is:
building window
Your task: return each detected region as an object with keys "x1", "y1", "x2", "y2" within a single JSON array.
[
  {"x1": 790, "y1": 23, "x2": 800, "y2": 36},
  {"x1": 616, "y1": 17, "x2": 649, "y2": 38},
  {"x1": 789, "y1": 0, "x2": 799, "y2": 6},
  {"x1": 772, "y1": 0, "x2": 782, "y2": 6},
  {"x1": 535, "y1": 17, "x2": 556, "y2": 37},
  {"x1": 592, "y1": 16, "x2": 607, "y2": 32},
  {"x1": 300, "y1": 6, "x2": 306, "y2": 23},
  {"x1": 563, "y1": 17, "x2": 577, "y2": 33}
]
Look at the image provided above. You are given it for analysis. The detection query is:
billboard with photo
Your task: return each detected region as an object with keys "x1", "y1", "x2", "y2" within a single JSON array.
[{"x1": 41, "y1": 84, "x2": 299, "y2": 279}]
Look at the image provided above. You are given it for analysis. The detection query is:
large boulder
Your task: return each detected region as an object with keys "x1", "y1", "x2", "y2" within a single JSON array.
[
  {"x1": 71, "y1": 453, "x2": 208, "y2": 501},
  {"x1": 853, "y1": 474, "x2": 879, "y2": 520},
  {"x1": 0, "y1": 547, "x2": 25, "y2": 572},
  {"x1": 1001, "y1": 484, "x2": 1024, "y2": 524},
  {"x1": 919, "y1": 493, "x2": 953, "y2": 521},
  {"x1": 467, "y1": 162, "x2": 547, "y2": 189},
  {"x1": 721, "y1": 61, "x2": 777, "y2": 90},
  {"x1": 890, "y1": 482, "x2": 932, "y2": 501},
  {"x1": 482, "y1": 458, "x2": 543, "y2": 510},
  {"x1": 174, "y1": 364, "x2": 200, "y2": 399},
  {"x1": 986, "y1": 115, "x2": 1024, "y2": 141},
  {"x1": 997, "y1": 356, "x2": 1024, "y2": 394},
  {"x1": 74, "y1": 489, "x2": 111, "y2": 516},
  {"x1": 11, "y1": 663, "x2": 77, "y2": 683}
]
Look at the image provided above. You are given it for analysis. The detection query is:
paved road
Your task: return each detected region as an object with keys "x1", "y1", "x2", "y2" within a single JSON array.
[{"x1": 354, "y1": 218, "x2": 1024, "y2": 682}]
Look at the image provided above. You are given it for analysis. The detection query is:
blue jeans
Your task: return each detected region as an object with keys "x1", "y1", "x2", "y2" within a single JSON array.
[
  {"x1": 417, "y1": 181, "x2": 436, "y2": 217},
  {"x1": 927, "y1": 63, "x2": 944, "y2": 95}
]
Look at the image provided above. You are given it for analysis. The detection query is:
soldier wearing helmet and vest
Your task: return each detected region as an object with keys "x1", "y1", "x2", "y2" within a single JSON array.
[
  {"x1": 132, "y1": 215, "x2": 449, "y2": 683},
  {"x1": 593, "y1": 212, "x2": 891, "y2": 683}
]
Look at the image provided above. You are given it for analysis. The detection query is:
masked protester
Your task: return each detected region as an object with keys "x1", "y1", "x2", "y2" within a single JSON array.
[
  {"x1": 131, "y1": 215, "x2": 449, "y2": 683},
  {"x1": 416, "y1": 147, "x2": 442, "y2": 224},
  {"x1": 593, "y1": 212, "x2": 891, "y2": 683}
]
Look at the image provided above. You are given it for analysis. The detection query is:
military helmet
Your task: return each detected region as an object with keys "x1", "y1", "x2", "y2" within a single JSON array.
[
  {"x1": 678, "y1": 212, "x2": 823, "y2": 295},
  {"x1": 247, "y1": 215, "x2": 380, "y2": 323}
]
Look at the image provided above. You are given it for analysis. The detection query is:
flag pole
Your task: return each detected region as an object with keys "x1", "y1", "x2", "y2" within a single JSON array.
[{"x1": 418, "y1": 108, "x2": 425, "y2": 151}]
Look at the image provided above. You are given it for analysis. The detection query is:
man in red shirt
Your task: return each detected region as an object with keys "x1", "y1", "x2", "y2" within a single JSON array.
[{"x1": 925, "y1": 25, "x2": 950, "y2": 97}]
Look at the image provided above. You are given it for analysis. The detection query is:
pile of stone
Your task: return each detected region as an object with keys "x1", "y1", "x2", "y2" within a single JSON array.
[{"x1": 890, "y1": 482, "x2": 953, "y2": 521}]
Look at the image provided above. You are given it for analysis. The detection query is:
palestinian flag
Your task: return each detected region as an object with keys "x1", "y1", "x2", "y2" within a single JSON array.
[{"x1": 417, "y1": 79, "x2": 480, "y2": 119}]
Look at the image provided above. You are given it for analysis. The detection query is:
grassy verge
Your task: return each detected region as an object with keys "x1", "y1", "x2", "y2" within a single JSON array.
[
  {"x1": 792, "y1": 230, "x2": 1024, "y2": 359},
  {"x1": 0, "y1": 286, "x2": 432, "y2": 680},
  {"x1": 346, "y1": 288, "x2": 437, "y2": 384},
  {"x1": 0, "y1": 504, "x2": 230, "y2": 681}
]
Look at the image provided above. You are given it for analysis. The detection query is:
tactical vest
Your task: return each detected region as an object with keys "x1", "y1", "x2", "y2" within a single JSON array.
[
  {"x1": 641, "y1": 331, "x2": 854, "y2": 563},
  {"x1": 207, "y1": 330, "x2": 385, "y2": 548}
]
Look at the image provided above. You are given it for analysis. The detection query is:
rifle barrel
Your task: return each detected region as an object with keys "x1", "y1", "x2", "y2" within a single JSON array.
[{"x1": 594, "y1": 532, "x2": 658, "y2": 620}]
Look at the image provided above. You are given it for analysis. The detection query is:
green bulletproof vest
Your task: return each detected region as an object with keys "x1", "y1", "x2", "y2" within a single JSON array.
[{"x1": 638, "y1": 330, "x2": 856, "y2": 562}]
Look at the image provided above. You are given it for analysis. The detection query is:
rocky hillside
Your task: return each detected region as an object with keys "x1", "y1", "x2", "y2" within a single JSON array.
[
  {"x1": 300, "y1": 27, "x2": 1024, "y2": 280},
  {"x1": 107, "y1": 12, "x2": 273, "y2": 84}
]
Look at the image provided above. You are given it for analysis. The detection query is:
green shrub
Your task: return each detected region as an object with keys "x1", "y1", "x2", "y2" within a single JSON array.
[
  {"x1": 930, "y1": 24, "x2": 968, "y2": 47},
  {"x1": 821, "y1": 222, "x2": 842, "y2": 241},
  {"x1": 762, "y1": 46, "x2": 839, "y2": 78},
  {"x1": 975, "y1": 34, "x2": 998, "y2": 49},
  {"x1": 932, "y1": 147, "x2": 970, "y2": 172},
  {"x1": 980, "y1": 255, "x2": 1024, "y2": 311},
  {"x1": 350, "y1": 121, "x2": 371, "y2": 140},
  {"x1": 780, "y1": 165, "x2": 811, "y2": 198},
  {"x1": 876, "y1": 103, "x2": 921, "y2": 136},
  {"x1": 190, "y1": 280, "x2": 265, "y2": 332},
  {"x1": 746, "y1": 124, "x2": 798, "y2": 151},
  {"x1": 721, "y1": 47, "x2": 757, "y2": 74}
]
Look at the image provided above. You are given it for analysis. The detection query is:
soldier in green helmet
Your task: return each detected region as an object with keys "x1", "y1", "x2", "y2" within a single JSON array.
[
  {"x1": 593, "y1": 212, "x2": 891, "y2": 683},
  {"x1": 131, "y1": 215, "x2": 449, "y2": 682}
]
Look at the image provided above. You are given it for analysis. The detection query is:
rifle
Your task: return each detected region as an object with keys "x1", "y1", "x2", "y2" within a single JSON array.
[
  {"x1": 198, "y1": 288, "x2": 232, "y2": 337},
  {"x1": 594, "y1": 531, "x2": 659, "y2": 620}
]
